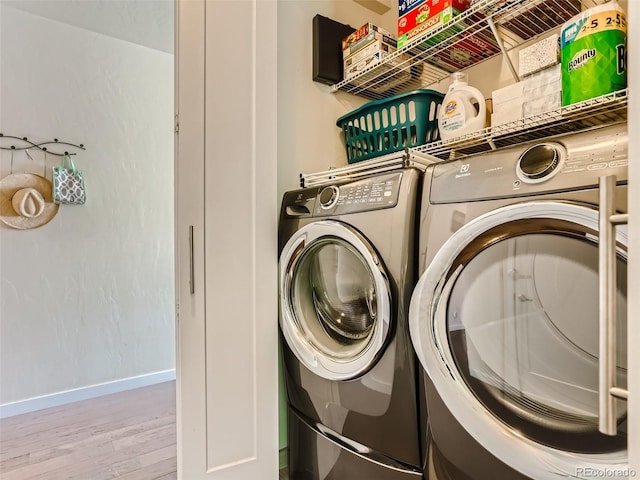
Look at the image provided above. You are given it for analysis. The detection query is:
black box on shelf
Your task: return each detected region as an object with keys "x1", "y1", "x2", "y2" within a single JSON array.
[{"x1": 312, "y1": 15, "x2": 355, "y2": 85}]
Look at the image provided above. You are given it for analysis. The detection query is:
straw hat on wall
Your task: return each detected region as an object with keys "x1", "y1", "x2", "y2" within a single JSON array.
[{"x1": 0, "y1": 173, "x2": 59, "y2": 229}]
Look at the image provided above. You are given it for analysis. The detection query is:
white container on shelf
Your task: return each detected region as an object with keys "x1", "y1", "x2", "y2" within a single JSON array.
[
  {"x1": 491, "y1": 81, "x2": 524, "y2": 127},
  {"x1": 438, "y1": 72, "x2": 486, "y2": 140}
]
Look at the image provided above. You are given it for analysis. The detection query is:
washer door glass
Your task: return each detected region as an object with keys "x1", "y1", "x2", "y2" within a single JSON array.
[
  {"x1": 280, "y1": 220, "x2": 391, "y2": 380},
  {"x1": 292, "y1": 236, "x2": 377, "y2": 357},
  {"x1": 448, "y1": 231, "x2": 627, "y2": 452}
]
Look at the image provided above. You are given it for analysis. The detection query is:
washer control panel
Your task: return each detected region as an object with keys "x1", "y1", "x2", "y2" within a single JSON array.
[{"x1": 314, "y1": 172, "x2": 402, "y2": 216}]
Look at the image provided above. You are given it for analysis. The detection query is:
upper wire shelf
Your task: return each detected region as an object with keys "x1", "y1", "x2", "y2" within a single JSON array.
[
  {"x1": 411, "y1": 88, "x2": 628, "y2": 160},
  {"x1": 0, "y1": 134, "x2": 86, "y2": 156},
  {"x1": 331, "y1": 0, "x2": 602, "y2": 99}
]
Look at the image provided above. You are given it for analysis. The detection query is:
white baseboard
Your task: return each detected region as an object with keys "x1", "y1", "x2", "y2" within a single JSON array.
[{"x1": 0, "y1": 369, "x2": 176, "y2": 419}]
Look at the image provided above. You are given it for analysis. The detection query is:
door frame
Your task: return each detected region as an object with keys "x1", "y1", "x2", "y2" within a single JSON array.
[{"x1": 175, "y1": 1, "x2": 278, "y2": 478}]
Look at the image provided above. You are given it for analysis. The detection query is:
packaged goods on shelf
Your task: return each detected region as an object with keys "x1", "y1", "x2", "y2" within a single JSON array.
[
  {"x1": 345, "y1": 39, "x2": 397, "y2": 68},
  {"x1": 343, "y1": 32, "x2": 397, "y2": 58},
  {"x1": 491, "y1": 81, "x2": 524, "y2": 126},
  {"x1": 484, "y1": 99, "x2": 492, "y2": 128},
  {"x1": 342, "y1": 23, "x2": 396, "y2": 56},
  {"x1": 438, "y1": 71, "x2": 487, "y2": 140},
  {"x1": 425, "y1": 31, "x2": 501, "y2": 70},
  {"x1": 398, "y1": 0, "x2": 470, "y2": 49},
  {"x1": 523, "y1": 65, "x2": 561, "y2": 116},
  {"x1": 560, "y1": 2, "x2": 627, "y2": 106},
  {"x1": 399, "y1": 0, "x2": 429, "y2": 16},
  {"x1": 523, "y1": 93, "x2": 561, "y2": 118},
  {"x1": 518, "y1": 34, "x2": 559, "y2": 77},
  {"x1": 344, "y1": 42, "x2": 402, "y2": 80},
  {"x1": 344, "y1": 52, "x2": 391, "y2": 80},
  {"x1": 492, "y1": 65, "x2": 562, "y2": 125}
]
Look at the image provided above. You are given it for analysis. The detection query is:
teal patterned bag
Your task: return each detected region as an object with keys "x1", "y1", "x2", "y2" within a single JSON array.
[{"x1": 52, "y1": 154, "x2": 86, "y2": 205}]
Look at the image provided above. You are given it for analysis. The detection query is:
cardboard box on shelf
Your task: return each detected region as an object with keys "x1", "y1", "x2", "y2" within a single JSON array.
[
  {"x1": 398, "y1": 0, "x2": 470, "y2": 48},
  {"x1": 344, "y1": 39, "x2": 397, "y2": 74},
  {"x1": 491, "y1": 65, "x2": 563, "y2": 126},
  {"x1": 343, "y1": 32, "x2": 396, "y2": 59},
  {"x1": 484, "y1": 98, "x2": 492, "y2": 128},
  {"x1": 523, "y1": 92, "x2": 561, "y2": 117},
  {"x1": 344, "y1": 50, "x2": 395, "y2": 80},
  {"x1": 424, "y1": 31, "x2": 501, "y2": 70},
  {"x1": 522, "y1": 64, "x2": 561, "y2": 116},
  {"x1": 518, "y1": 34, "x2": 560, "y2": 77},
  {"x1": 491, "y1": 81, "x2": 524, "y2": 127},
  {"x1": 399, "y1": 0, "x2": 428, "y2": 16},
  {"x1": 342, "y1": 23, "x2": 395, "y2": 55},
  {"x1": 344, "y1": 32, "x2": 397, "y2": 58},
  {"x1": 523, "y1": 64, "x2": 561, "y2": 95}
]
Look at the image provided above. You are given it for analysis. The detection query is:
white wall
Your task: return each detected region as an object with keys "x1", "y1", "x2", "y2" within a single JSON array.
[
  {"x1": 277, "y1": 1, "x2": 397, "y2": 197},
  {"x1": 0, "y1": 5, "x2": 175, "y2": 409}
]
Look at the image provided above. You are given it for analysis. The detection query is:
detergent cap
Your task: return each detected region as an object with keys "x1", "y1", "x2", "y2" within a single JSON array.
[
  {"x1": 447, "y1": 71, "x2": 469, "y2": 93},
  {"x1": 451, "y1": 71, "x2": 468, "y2": 84}
]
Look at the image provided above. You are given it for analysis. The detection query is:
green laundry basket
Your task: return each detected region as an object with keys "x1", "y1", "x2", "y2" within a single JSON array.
[{"x1": 336, "y1": 89, "x2": 444, "y2": 164}]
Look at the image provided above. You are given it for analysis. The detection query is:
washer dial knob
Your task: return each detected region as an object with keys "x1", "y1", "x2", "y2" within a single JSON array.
[
  {"x1": 318, "y1": 185, "x2": 339, "y2": 209},
  {"x1": 516, "y1": 143, "x2": 565, "y2": 183}
]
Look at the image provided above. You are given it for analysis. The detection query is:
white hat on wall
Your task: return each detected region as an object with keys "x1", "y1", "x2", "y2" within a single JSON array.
[{"x1": 0, "y1": 173, "x2": 59, "y2": 229}]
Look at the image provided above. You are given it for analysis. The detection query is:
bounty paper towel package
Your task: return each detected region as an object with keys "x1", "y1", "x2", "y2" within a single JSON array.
[{"x1": 560, "y1": 2, "x2": 627, "y2": 106}]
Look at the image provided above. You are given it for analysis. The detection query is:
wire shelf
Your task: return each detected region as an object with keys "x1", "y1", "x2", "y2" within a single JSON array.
[
  {"x1": 411, "y1": 89, "x2": 628, "y2": 160},
  {"x1": 331, "y1": 0, "x2": 604, "y2": 99}
]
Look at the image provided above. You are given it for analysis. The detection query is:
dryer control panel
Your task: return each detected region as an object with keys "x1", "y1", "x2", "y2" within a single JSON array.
[
  {"x1": 429, "y1": 124, "x2": 628, "y2": 204},
  {"x1": 281, "y1": 172, "x2": 403, "y2": 218}
]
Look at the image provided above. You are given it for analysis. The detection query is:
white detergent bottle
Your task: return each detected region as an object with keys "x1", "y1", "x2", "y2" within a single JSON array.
[{"x1": 438, "y1": 72, "x2": 486, "y2": 141}]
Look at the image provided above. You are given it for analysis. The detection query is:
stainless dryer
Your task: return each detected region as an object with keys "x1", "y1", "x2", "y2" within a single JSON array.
[
  {"x1": 279, "y1": 161, "x2": 426, "y2": 479},
  {"x1": 409, "y1": 124, "x2": 629, "y2": 479}
]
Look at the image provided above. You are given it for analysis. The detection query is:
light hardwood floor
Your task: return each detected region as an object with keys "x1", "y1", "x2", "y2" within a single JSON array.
[
  {"x1": 1, "y1": 381, "x2": 290, "y2": 480},
  {"x1": 1, "y1": 381, "x2": 290, "y2": 479},
  {"x1": 0, "y1": 381, "x2": 177, "y2": 480}
]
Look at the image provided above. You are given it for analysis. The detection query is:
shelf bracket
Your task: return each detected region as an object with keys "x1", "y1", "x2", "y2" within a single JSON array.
[{"x1": 487, "y1": 17, "x2": 520, "y2": 83}]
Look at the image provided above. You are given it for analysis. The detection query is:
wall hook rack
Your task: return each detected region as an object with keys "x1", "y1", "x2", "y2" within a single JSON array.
[{"x1": 0, "y1": 133, "x2": 86, "y2": 156}]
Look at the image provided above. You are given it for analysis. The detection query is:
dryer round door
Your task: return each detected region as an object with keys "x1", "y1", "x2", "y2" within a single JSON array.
[
  {"x1": 409, "y1": 201, "x2": 629, "y2": 479},
  {"x1": 279, "y1": 220, "x2": 392, "y2": 381}
]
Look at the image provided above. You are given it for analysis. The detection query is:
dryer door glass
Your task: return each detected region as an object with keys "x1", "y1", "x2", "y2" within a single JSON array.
[
  {"x1": 446, "y1": 230, "x2": 627, "y2": 453},
  {"x1": 290, "y1": 236, "x2": 378, "y2": 358}
]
